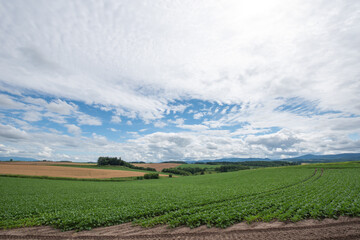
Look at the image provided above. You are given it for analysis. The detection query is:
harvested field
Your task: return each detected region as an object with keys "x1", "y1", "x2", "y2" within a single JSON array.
[
  {"x1": 132, "y1": 163, "x2": 181, "y2": 171},
  {"x1": 0, "y1": 164, "x2": 145, "y2": 179},
  {"x1": 1, "y1": 217, "x2": 359, "y2": 240},
  {"x1": 0, "y1": 161, "x2": 96, "y2": 166}
]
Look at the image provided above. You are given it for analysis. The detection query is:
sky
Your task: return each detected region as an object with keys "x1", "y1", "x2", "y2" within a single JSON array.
[{"x1": 0, "y1": 0, "x2": 359, "y2": 162}]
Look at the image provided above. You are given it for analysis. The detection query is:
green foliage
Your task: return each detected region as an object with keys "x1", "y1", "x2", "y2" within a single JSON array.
[
  {"x1": 1, "y1": 162, "x2": 359, "y2": 231},
  {"x1": 97, "y1": 157, "x2": 156, "y2": 172},
  {"x1": 214, "y1": 165, "x2": 250, "y2": 172},
  {"x1": 162, "y1": 161, "x2": 188, "y2": 164},
  {"x1": 177, "y1": 167, "x2": 205, "y2": 174},
  {"x1": 162, "y1": 168, "x2": 191, "y2": 176},
  {"x1": 97, "y1": 156, "x2": 124, "y2": 166},
  {"x1": 143, "y1": 173, "x2": 159, "y2": 179},
  {"x1": 163, "y1": 166, "x2": 217, "y2": 175}
]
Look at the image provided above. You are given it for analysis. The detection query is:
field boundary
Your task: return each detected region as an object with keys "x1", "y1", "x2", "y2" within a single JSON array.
[
  {"x1": 1, "y1": 219, "x2": 360, "y2": 240},
  {"x1": 0, "y1": 174, "x2": 139, "y2": 182}
]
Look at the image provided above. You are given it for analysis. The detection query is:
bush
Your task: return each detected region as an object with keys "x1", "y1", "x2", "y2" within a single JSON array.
[
  {"x1": 162, "y1": 168, "x2": 190, "y2": 176},
  {"x1": 214, "y1": 165, "x2": 250, "y2": 172},
  {"x1": 169, "y1": 174, "x2": 173, "y2": 178},
  {"x1": 144, "y1": 173, "x2": 159, "y2": 179},
  {"x1": 177, "y1": 167, "x2": 204, "y2": 174}
]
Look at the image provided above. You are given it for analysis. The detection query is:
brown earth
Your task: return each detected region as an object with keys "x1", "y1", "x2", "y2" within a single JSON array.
[
  {"x1": 132, "y1": 163, "x2": 182, "y2": 171},
  {"x1": 0, "y1": 217, "x2": 359, "y2": 240},
  {"x1": 0, "y1": 161, "x2": 96, "y2": 166},
  {"x1": 0, "y1": 164, "x2": 146, "y2": 179}
]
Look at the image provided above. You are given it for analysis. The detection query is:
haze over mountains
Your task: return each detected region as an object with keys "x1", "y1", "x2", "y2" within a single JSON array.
[
  {"x1": 187, "y1": 153, "x2": 360, "y2": 163},
  {"x1": 1, "y1": 153, "x2": 360, "y2": 164}
]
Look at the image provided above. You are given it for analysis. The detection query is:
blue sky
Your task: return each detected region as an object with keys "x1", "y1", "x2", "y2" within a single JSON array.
[{"x1": 0, "y1": 0, "x2": 359, "y2": 162}]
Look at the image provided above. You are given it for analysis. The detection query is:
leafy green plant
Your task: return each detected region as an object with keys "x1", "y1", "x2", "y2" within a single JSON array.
[
  {"x1": 143, "y1": 173, "x2": 159, "y2": 179},
  {"x1": 1, "y1": 163, "x2": 359, "y2": 231}
]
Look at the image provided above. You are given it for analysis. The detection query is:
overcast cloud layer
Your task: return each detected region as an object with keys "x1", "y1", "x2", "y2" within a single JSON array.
[{"x1": 0, "y1": 0, "x2": 359, "y2": 162}]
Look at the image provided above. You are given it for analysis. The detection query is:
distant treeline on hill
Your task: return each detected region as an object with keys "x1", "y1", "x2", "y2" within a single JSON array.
[
  {"x1": 162, "y1": 167, "x2": 204, "y2": 176},
  {"x1": 161, "y1": 161, "x2": 188, "y2": 164},
  {"x1": 204, "y1": 161, "x2": 299, "y2": 167},
  {"x1": 97, "y1": 157, "x2": 156, "y2": 172},
  {"x1": 162, "y1": 160, "x2": 300, "y2": 176}
]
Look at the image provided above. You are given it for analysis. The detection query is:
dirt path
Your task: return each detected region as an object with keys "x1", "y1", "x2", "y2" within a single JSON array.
[{"x1": 1, "y1": 217, "x2": 359, "y2": 240}]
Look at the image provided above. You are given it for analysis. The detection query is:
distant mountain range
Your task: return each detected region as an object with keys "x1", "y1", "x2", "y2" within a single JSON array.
[
  {"x1": 186, "y1": 157, "x2": 272, "y2": 164},
  {"x1": 1, "y1": 153, "x2": 360, "y2": 164},
  {"x1": 185, "y1": 153, "x2": 360, "y2": 164},
  {"x1": 282, "y1": 153, "x2": 360, "y2": 162}
]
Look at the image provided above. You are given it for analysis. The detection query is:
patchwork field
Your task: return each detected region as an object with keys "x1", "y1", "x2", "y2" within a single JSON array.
[
  {"x1": 132, "y1": 163, "x2": 182, "y2": 171},
  {"x1": 1, "y1": 162, "x2": 359, "y2": 233},
  {"x1": 0, "y1": 161, "x2": 96, "y2": 166},
  {"x1": 0, "y1": 163, "x2": 146, "y2": 179}
]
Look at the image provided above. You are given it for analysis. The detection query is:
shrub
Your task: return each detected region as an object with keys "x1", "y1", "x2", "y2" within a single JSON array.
[
  {"x1": 169, "y1": 174, "x2": 172, "y2": 178},
  {"x1": 162, "y1": 168, "x2": 190, "y2": 176},
  {"x1": 214, "y1": 165, "x2": 250, "y2": 172},
  {"x1": 144, "y1": 173, "x2": 159, "y2": 179}
]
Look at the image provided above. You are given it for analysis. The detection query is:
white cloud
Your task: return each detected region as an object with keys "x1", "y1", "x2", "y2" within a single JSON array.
[
  {"x1": 0, "y1": 1, "x2": 359, "y2": 161},
  {"x1": 65, "y1": 124, "x2": 81, "y2": 135},
  {"x1": 0, "y1": 0, "x2": 358, "y2": 120},
  {"x1": 38, "y1": 146, "x2": 53, "y2": 158},
  {"x1": 178, "y1": 124, "x2": 209, "y2": 131},
  {"x1": 111, "y1": 115, "x2": 121, "y2": 124},
  {"x1": 0, "y1": 144, "x2": 20, "y2": 155},
  {"x1": 0, "y1": 94, "x2": 25, "y2": 109},
  {"x1": 77, "y1": 113, "x2": 102, "y2": 126},
  {"x1": 154, "y1": 121, "x2": 167, "y2": 128},
  {"x1": 0, "y1": 123, "x2": 28, "y2": 140},
  {"x1": 23, "y1": 111, "x2": 42, "y2": 122},
  {"x1": 47, "y1": 99, "x2": 78, "y2": 115},
  {"x1": 126, "y1": 120, "x2": 132, "y2": 126},
  {"x1": 246, "y1": 129, "x2": 301, "y2": 151},
  {"x1": 193, "y1": 112, "x2": 204, "y2": 119}
]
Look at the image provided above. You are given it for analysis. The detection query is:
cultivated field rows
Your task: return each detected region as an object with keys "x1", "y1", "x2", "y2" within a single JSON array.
[{"x1": 0, "y1": 162, "x2": 359, "y2": 231}]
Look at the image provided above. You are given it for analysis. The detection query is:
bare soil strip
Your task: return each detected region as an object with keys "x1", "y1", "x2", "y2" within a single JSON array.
[
  {"x1": 132, "y1": 163, "x2": 182, "y2": 172},
  {"x1": 1, "y1": 217, "x2": 359, "y2": 240},
  {"x1": 0, "y1": 161, "x2": 96, "y2": 166},
  {"x1": 0, "y1": 164, "x2": 145, "y2": 179}
]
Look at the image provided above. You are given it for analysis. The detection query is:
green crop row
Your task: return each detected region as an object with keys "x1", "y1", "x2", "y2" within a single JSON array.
[
  {"x1": 0, "y1": 163, "x2": 359, "y2": 231},
  {"x1": 138, "y1": 168, "x2": 360, "y2": 228}
]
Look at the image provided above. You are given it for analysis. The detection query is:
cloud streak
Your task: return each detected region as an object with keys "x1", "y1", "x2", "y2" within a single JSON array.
[{"x1": 0, "y1": 0, "x2": 359, "y2": 161}]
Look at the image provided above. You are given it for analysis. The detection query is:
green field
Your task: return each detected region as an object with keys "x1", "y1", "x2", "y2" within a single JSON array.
[{"x1": 1, "y1": 162, "x2": 359, "y2": 231}]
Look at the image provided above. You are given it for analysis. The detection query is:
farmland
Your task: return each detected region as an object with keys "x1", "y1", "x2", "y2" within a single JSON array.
[
  {"x1": 0, "y1": 162, "x2": 359, "y2": 232},
  {"x1": 132, "y1": 163, "x2": 182, "y2": 171},
  {"x1": 0, "y1": 162, "x2": 157, "y2": 179}
]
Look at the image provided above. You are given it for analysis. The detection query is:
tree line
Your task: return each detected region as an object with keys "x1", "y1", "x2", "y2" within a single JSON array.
[{"x1": 97, "y1": 157, "x2": 156, "y2": 172}]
